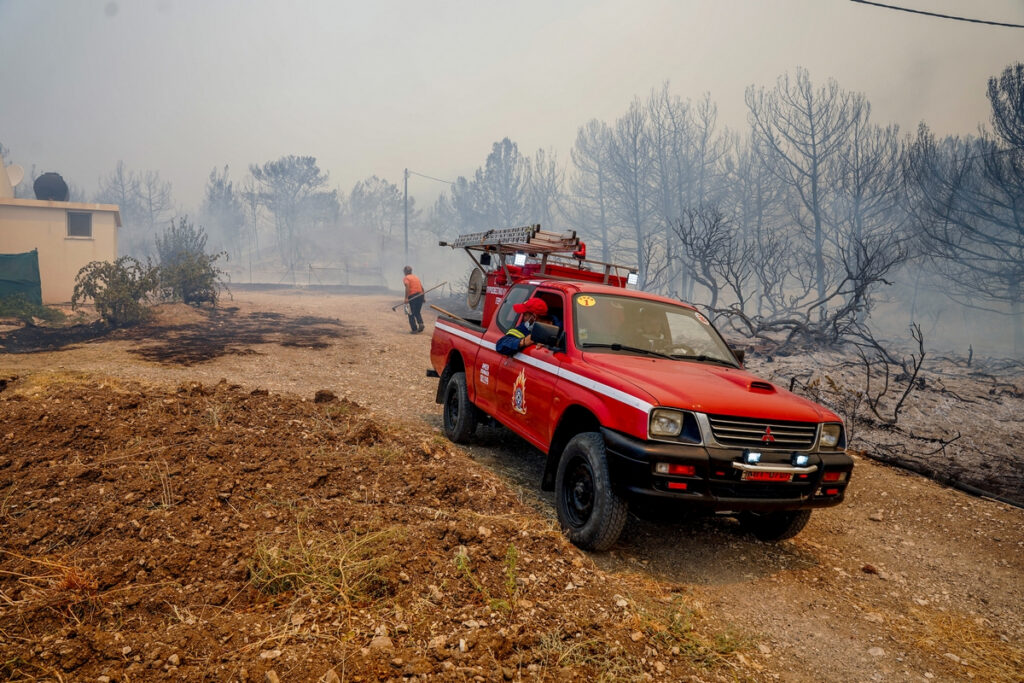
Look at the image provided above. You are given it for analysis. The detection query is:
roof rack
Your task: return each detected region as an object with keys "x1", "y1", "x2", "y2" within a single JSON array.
[
  {"x1": 440, "y1": 224, "x2": 637, "y2": 286},
  {"x1": 439, "y1": 224, "x2": 580, "y2": 254}
]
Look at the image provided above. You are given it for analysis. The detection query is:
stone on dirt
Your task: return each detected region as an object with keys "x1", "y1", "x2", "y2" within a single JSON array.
[{"x1": 370, "y1": 635, "x2": 394, "y2": 650}]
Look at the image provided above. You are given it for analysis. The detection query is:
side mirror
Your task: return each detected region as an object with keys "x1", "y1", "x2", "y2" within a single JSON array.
[
  {"x1": 531, "y1": 322, "x2": 563, "y2": 349},
  {"x1": 480, "y1": 252, "x2": 492, "y2": 266},
  {"x1": 731, "y1": 346, "x2": 745, "y2": 365}
]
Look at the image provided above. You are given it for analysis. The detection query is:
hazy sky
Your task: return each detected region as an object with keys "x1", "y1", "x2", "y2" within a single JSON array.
[{"x1": 1, "y1": 0, "x2": 1022, "y2": 208}]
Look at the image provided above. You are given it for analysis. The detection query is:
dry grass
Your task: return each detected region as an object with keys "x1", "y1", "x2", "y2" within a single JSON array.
[
  {"x1": 630, "y1": 592, "x2": 753, "y2": 673},
  {"x1": 536, "y1": 629, "x2": 644, "y2": 680},
  {"x1": 453, "y1": 542, "x2": 522, "y2": 615},
  {"x1": 906, "y1": 604, "x2": 1024, "y2": 682},
  {"x1": 0, "y1": 552, "x2": 103, "y2": 625},
  {"x1": 246, "y1": 526, "x2": 397, "y2": 606}
]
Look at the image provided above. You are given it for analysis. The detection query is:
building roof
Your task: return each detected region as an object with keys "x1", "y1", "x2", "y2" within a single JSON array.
[{"x1": 0, "y1": 197, "x2": 122, "y2": 227}]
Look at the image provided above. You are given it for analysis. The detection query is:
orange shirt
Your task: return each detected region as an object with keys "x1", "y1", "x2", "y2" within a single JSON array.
[{"x1": 403, "y1": 274, "x2": 424, "y2": 299}]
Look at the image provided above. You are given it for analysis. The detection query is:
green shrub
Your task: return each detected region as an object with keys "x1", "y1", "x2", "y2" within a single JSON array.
[
  {"x1": 0, "y1": 294, "x2": 66, "y2": 326},
  {"x1": 155, "y1": 217, "x2": 227, "y2": 306},
  {"x1": 71, "y1": 257, "x2": 159, "y2": 326}
]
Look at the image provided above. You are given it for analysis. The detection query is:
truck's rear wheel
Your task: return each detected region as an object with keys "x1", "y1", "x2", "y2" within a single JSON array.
[
  {"x1": 442, "y1": 372, "x2": 476, "y2": 443},
  {"x1": 740, "y1": 509, "x2": 811, "y2": 541},
  {"x1": 555, "y1": 432, "x2": 628, "y2": 551}
]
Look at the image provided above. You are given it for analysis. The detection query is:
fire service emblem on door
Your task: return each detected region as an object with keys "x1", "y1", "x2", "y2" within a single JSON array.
[{"x1": 512, "y1": 369, "x2": 528, "y2": 415}]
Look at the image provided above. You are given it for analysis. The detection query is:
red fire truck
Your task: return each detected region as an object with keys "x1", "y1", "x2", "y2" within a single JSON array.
[{"x1": 429, "y1": 225, "x2": 852, "y2": 550}]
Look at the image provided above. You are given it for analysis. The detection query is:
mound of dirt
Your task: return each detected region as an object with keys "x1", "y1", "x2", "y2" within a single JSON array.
[{"x1": 0, "y1": 374, "x2": 737, "y2": 681}]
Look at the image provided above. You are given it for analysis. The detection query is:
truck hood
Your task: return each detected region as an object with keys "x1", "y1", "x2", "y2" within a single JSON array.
[{"x1": 580, "y1": 353, "x2": 837, "y2": 422}]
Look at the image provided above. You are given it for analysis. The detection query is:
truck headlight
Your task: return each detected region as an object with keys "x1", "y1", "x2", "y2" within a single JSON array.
[
  {"x1": 650, "y1": 409, "x2": 684, "y2": 437},
  {"x1": 820, "y1": 423, "x2": 843, "y2": 449}
]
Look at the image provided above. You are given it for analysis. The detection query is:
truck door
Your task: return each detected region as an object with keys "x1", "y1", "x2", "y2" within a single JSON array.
[
  {"x1": 493, "y1": 288, "x2": 565, "y2": 450},
  {"x1": 474, "y1": 284, "x2": 533, "y2": 418}
]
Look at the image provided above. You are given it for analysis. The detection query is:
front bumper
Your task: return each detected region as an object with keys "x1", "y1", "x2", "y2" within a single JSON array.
[{"x1": 601, "y1": 427, "x2": 853, "y2": 512}]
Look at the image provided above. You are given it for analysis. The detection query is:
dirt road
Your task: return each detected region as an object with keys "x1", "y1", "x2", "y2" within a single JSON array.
[{"x1": 3, "y1": 290, "x2": 1022, "y2": 681}]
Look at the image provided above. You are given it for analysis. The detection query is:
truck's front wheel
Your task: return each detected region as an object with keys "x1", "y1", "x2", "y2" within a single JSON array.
[
  {"x1": 442, "y1": 372, "x2": 476, "y2": 443},
  {"x1": 555, "y1": 432, "x2": 628, "y2": 551},
  {"x1": 740, "y1": 509, "x2": 811, "y2": 541}
]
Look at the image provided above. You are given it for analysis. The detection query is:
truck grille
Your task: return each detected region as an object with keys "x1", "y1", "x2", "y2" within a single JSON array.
[{"x1": 707, "y1": 415, "x2": 817, "y2": 450}]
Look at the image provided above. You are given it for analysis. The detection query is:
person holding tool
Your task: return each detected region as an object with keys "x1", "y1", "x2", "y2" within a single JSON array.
[{"x1": 403, "y1": 265, "x2": 425, "y2": 333}]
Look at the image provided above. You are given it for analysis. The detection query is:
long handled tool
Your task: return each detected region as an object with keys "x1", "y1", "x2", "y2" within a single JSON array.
[
  {"x1": 429, "y1": 304, "x2": 474, "y2": 326},
  {"x1": 391, "y1": 281, "x2": 448, "y2": 311}
]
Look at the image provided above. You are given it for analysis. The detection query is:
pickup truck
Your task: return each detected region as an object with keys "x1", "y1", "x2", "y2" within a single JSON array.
[{"x1": 430, "y1": 233, "x2": 852, "y2": 551}]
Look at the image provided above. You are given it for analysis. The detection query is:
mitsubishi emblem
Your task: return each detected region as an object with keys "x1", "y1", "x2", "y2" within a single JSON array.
[{"x1": 761, "y1": 426, "x2": 776, "y2": 443}]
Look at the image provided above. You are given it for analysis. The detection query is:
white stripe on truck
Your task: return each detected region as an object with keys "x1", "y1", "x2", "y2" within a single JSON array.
[{"x1": 434, "y1": 321, "x2": 653, "y2": 414}]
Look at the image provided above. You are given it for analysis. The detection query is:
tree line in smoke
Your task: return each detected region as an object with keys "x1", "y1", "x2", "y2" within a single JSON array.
[{"x1": 2, "y1": 64, "x2": 1020, "y2": 356}]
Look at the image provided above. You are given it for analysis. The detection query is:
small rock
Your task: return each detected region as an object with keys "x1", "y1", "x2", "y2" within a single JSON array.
[
  {"x1": 565, "y1": 582, "x2": 575, "y2": 591},
  {"x1": 943, "y1": 653, "x2": 961, "y2": 664},
  {"x1": 924, "y1": 674, "x2": 934, "y2": 680},
  {"x1": 167, "y1": 653, "x2": 180, "y2": 666},
  {"x1": 321, "y1": 670, "x2": 341, "y2": 683},
  {"x1": 97, "y1": 677, "x2": 112, "y2": 683},
  {"x1": 399, "y1": 571, "x2": 411, "y2": 583},
  {"x1": 868, "y1": 647, "x2": 885, "y2": 657},
  {"x1": 265, "y1": 671, "x2": 280, "y2": 683},
  {"x1": 260, "y1": 650, "x2": 282, "y2": 660},
  {"x1": 615, "y1": 598, "x2": 629, "y2": 608},
  {"x1": 914, "y1": 597, "x2": 929, "y2": 606},
  {"x1": 631, "y1": 631, "x2": 644, "y2": 642},
  {"x1": 121, "y1": 646, "x2": 132, "y2": 656},
  {"x1": 428, "y1": 636, "x2": 446, "y2": 649},
  {"x1": 868, "y1": 512, "x2": 883, "y2": 522},
  {"x1": 291, "y1": 614, "x2": 305, "y2": 627},
  {"x1": 370, "y1": 635, "x2": 394, "y2": 650},
  {"x1": 502, "y1": 667, "x2": 514, "y2": 680},
  {"x1": 477, "y1": 526, "x2": 492, "y2": 538},
  {"x1": 655, "y1": 662, "x2": 666, "y2": 673},
  {"x1": 463, "y1": 620, "x2": 481, "y2": 628},
  {"x1": 758, "y1": 643, "x2": 772, "y2": 655},
  {"x1": 861, "y1": 564, "x2": 879, "y2": 575},
  {"x1": 864, "y1": 613, "x2": 885, "y2": 624},
  {"x1": 459, "y1": 638, "x2": 468, "y2": 653},
  {"x1": 390, "y1": 657, "x2": 404, "y2": 667},
  {"x1": 428, "y1": 584, "x2": 444, "y2": 603}
]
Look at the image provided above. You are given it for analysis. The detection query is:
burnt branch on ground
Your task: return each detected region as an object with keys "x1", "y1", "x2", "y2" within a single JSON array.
[
  {"x1": 0, "y1": 321, "x2": 111, "y2": 354},
  {"x1": 121, "y1": 309, "x2": 355, "y2": 365},
  {"x1": 0, "y1": 308, "x2": 356, "y2": 365}
]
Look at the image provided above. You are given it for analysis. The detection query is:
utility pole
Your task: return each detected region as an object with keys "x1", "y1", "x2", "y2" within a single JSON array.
[
  {"x1": 403, "y1": 168, "x2": 409, "y2": 265},
  {"x1": 403, "y1": 168, "x2": 454, "y2": 266}
]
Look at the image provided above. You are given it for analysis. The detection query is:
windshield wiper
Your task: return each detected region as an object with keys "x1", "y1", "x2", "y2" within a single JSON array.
[
  {"x1": 580, "y1": 343, "x2": 674, "y2": 359},
  {"x1": 670, "y1": 353, "x2": 737, "y2": 367}
]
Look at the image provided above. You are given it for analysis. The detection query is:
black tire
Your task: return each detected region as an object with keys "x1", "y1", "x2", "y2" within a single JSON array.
[
  {"x1": 740, "y1": 509, "x2": 812, "y2": 542},
  {"x1": 442, "y1": 372, "x2": 476, "y2": 443},
  {"x1": 555, "y1": 432, "x2": 628, "y2": 551}
]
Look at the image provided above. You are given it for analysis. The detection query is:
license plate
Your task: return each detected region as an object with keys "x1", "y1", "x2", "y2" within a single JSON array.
[{"x1": 742, "y1": 471, "x2": 792, "y2": 482}]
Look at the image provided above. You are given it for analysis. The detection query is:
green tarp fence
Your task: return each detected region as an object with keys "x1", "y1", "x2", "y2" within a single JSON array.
[{"x1": 0, "y1": 250, "x2": 43, "y2": 305}]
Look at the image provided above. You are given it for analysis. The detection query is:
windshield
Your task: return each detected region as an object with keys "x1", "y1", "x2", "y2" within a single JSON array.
[{"x1": 573, "y1": 294, "x2": 736, "y2": 366}]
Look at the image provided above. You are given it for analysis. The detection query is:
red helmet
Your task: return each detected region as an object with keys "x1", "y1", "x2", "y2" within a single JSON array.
[{"x1": 513, "y1": 297, "x2": 548, "y2": 316}]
